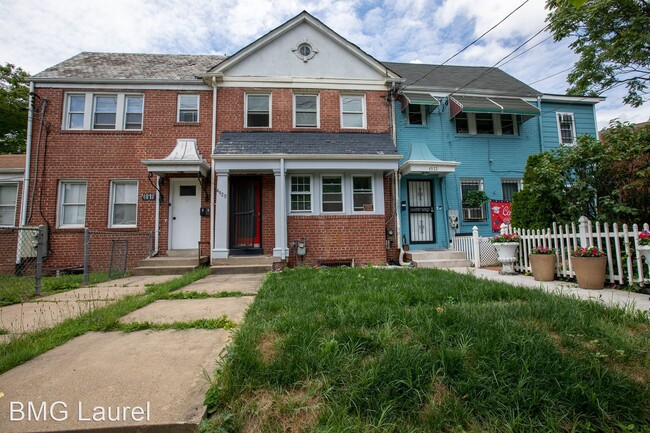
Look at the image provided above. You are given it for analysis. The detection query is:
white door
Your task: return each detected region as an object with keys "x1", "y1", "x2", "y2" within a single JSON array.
[{"x1": 170, "y1": 179, "x2": 201, "y2": 250}]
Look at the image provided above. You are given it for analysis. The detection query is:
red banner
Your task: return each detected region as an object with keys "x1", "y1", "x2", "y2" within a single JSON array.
[{"x1": 490, "y1": 200, "x2": 512, "y2": 232}]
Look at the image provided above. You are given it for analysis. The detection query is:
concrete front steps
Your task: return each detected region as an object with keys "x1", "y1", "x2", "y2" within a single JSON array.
[
  {"x1": 211, "y1": 256, "x2": 276, "y2": 274},
  {"x1": 132, "y1": 249, "x2": 209, "y2": 276},
  {"x1": 408, "y1": 250, "x2": 472, "y2": 268}
]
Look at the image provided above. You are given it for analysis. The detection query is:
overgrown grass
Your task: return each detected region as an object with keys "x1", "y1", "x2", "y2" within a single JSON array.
[
  {"x1": 0, "y1": 272, "x2": 114, "y2": 306},
  {"x1": 163, "y1": 290, "x2": 247, "y2": 300},
  {"x1": 203, "y1": 267, "x2": 650, "y2": 433},
  {"x1": 0, "y1": 267, "x2": 210, "y2": 373},
  {"x1": 117, "y1": 316, "x2": 236, "y2": 332}
]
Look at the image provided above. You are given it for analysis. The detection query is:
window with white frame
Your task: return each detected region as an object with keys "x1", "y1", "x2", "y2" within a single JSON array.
[
  {"x1": 500, "y1": 114, "x2": 516, "y2": 135},
  {"x1": 455, "y1": 113, "x2": 518, "y2": 136},
  {"x1": 66, "y1": 94, "x2": 86, "y2": 129},
  {"x1": 109, "y1": 180, "x2": 138, "y2": 227},
  {"x1": 352, "y1": 176, "x2": 374, "y2": 212},
  {"x1": 460, "y1": 179, "x2": 486, "y2": 221},
  {"x1": 557, "y1": 113, "x2": 576, "y2": 145},
  {"x1": 294, "y1": 94, "x2": 318, "y2": 128},
  {"x1": 475, "y1": 113, "x2": 495, "y2": 134},
  {"x1": 64, "y1": 93, "x2": 144, "y2": 131},
  {"x1": 58, "y1": 181, "x2": 87, "y2": 228},
  {"x1": 321, "y1": 176, "x2": 343, "y2": 212},
  {"x1": 246, "y1": 94, "x2": 270, "y2": 127},
  {"x1": 501, "y1": 179, "x2": 523, "y2": 201},
  {"x1": 0, "y1": 184, "x2": 18, "y2": 226},
  {"x1": 124, "y1": 95, "x2": 143, "y2": 129},
  {"x1": 341, "y1": 94, "x2": 366, "y2": 128},
  {"x1": 290, "y1": 176, "x2": 311, "y2": 212},
  {"x1": 455, "y1": 112, "x2": 470, "y2": 134},
  {"x1": 178, "y1": 94, "x2": 199, "y2": 122},
  {"x1": 407, "y1": 104, "x2": 426, "y2": 125}
]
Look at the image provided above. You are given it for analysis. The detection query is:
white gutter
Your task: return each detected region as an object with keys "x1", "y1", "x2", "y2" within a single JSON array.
[
  {"x1": 537, "y1": 96, "x2": 544, "y2": 153},
  {"x1": 280, "y1": 158, "x2": 286, "y2": 260},
  {"x1": 212, "y1": 153, "x2": 402, "y2": 161},
  {"x1": 154, "y1": 176, "x2": 160, "y2": 255},
  {"x1": 210, "y1": 77, "x2": 218, "y2": 257},
  {"x1": 19, "y1": 82, "x2": 34, "y2": 227}
]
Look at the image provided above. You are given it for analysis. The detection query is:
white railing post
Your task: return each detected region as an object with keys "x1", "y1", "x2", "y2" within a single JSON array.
[
  {"x1": 578, "y1": 216, "x2": 590, "y2": 248},
  {"x1": 472, "y1": 226, "x2": 480, "y2": 268}
]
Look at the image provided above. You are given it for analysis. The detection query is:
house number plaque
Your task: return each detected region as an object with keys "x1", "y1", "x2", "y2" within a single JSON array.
[{"x1": 142, "y1": 193, "x2": 156, "y2": 201}]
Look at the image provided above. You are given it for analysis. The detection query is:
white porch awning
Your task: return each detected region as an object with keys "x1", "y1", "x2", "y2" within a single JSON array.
[
  {"x1": 142, "y1": 139, "x2": 210, "y2": 176},
  {"x1": 399, "y1": 141, "x2": 460, "y2": 176}
]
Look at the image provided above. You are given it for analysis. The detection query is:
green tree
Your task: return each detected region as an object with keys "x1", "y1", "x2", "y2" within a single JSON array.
[
  {"x1": 511, "y1": 122, "x2": 650, "y2": 228},
  {"x1": 545, "y1": 0, "x2": 650, "y2": 107},
  {"x1": 0, "y1": 63, "x2": 29, "y2": 154}
]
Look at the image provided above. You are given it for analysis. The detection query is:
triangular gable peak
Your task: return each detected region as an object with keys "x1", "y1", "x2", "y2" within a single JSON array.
[{"x1": 204, "y1": 11, "x2": 401, "y2": 90}]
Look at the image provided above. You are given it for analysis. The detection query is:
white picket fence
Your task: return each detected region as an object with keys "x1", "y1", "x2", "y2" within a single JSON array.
[
  {"x1": 456, "y1": 216, "x2": 650, "y2": 286},
  {"x1": 452, "y1": 234, "x2": 500, "y2": 267}
]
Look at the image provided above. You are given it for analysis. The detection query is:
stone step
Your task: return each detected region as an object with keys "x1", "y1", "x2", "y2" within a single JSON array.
[
  {"x1": 212, "y1": 256, "x2": 276, "y2": 266},
  {"x1": 138, "y1": 256, "x2": 208, "y2": 267},
  {"x1": 210, "y1": 264, "x2": 273, "y2": 275},
  {"x1": 167, "y1": 249, "x2": 199, "y2": 257},
  {"x1": 408, "y1": 250, "x2": 468, "y2": 260},
  {"x1": 131, "y1": 265, "x2": 197, "y2": 276},
  {"x1": 414, "y1": 259, "x2": 473, "y2": 269}
]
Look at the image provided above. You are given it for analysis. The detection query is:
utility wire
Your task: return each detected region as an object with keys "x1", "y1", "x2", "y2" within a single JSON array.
[
  {"x1": 528, "y1": 67, "x2": 573, "y2": 85},
  {"x1": 498, "y1": 34, "x2": 553, "y2": 67},
  {"x1": 404, "y1": 0, "x2": 532, "y2": 90}
]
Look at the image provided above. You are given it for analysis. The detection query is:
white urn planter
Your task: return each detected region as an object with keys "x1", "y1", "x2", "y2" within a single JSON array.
[{"x1": 493, "y1": 242, "x2": 519, "y2": 275}]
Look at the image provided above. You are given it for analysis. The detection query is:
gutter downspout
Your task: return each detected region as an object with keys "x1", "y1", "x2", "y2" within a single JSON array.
[
  {"x1": 210, "y1": 77, "x2": 217, "y2": 258},
  {"x1": 537, "y1": 96, "x2": 544, "y2": 153},
  {"x1": 20, "y1": 82, "x2": 35, "y2": 227},
  {"x1": 154, "y1": 176, "x2": 160, "y2": 255},
  {"x1": 280, "y1": 158, "x2": 286, "y2": 260}
]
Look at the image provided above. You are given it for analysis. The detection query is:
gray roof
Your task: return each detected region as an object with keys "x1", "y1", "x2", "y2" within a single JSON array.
[
  {"x1": 383, "y1": 62, "x2": 540, "y2": 98},
  {"x1": 214, "y1": 132, "x2": 398, "y2": 156},
  {"x1": 31, "y1": 52, "x2": 225, "y2": 81}
]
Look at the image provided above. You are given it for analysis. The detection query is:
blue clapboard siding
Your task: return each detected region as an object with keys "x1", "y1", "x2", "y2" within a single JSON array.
[{"x1": 395, "y1": 99, "x2": 599, "y2": 248}]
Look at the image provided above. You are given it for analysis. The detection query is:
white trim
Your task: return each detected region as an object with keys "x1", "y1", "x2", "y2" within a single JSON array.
[
  {"x1": 340, "y1": 94, "x2": 367, "y2": 129},
  {"x1": 288, "y1": 174, "x2": 313, "y2": 214},
  {"x1": 244, "y1": 92, "x2": 272, "y2": 128},
  {"x1": 0, "y1": 182, "x2": 19, "y2": 227},
  {"x1": 214, "y1": 76, "x2": 390, "y2": 91},
  {"x1": 320, "y1": 174, "x2": 344, "y2": 213},
  {"x1": 556, "y1": 112, "x2": 577, "y2": 146},
  {"x1": 177, "y1": 94, "x2": 200, "y2": 123},
  {"x1": 57, "y1": 180, "x2": 87, "y2": 229},
  {"x1": 541, "y1": 94, "x2": 605, "y2": 103},
  {"x1": 63, "y1": 92, "x2": 144, "y2": 131},
  {"x1": 123, "y1": 94, "x2": 144, "y2": 130},
  {"x1": 501, "y1": 178, "x2": 523, "y2": 201},
  {"x1": 64, "y1": 93, "x2": 86, "y2": 130},
  {"x1": 293, "y1": 93, "x2": 320, "y2": 128},
  {"x1": 351, "y1": 174, "x2": 375, "y2": 213},
  {"x1": 212, "y1": 153, "x2": 401, "y2": 161},
  {"x1": 108, "y1": 180, "x2": 139, "y2": 228}
]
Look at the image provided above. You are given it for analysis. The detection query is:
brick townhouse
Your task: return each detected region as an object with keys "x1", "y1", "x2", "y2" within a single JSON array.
[{"x1": 22, "y1": 11, "x2": 403, "y2": 272}]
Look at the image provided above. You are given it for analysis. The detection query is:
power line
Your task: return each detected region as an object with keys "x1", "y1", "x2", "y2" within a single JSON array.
[
  {"x1": 404, "y1": 0, "x2": 531, "y2": 90},
  {"x1": 498, "y1": 35, "x2": 553, "y2": 67},
  {"x1": 528, "y1": 67, "x2": 573, "y2": 85}
]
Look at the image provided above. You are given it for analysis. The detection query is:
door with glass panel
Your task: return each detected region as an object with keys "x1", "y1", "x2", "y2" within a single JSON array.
[
  {"x1": 230, "y1": 177, "x2": 262, "y2": 253},
  {"x1": 408, "y1": 180, "x2": 435, "y2": 244}
]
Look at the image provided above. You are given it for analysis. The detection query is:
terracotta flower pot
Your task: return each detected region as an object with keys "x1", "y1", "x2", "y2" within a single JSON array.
[
  {"x1": 529, "y1": 254, "x2": 556, "y2": 281},
  {"x1": 571, "y1": 256, "x2": 607, "y2": 289}
]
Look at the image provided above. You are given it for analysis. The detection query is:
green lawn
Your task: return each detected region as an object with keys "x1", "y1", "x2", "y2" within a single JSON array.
[
  {"x1": 203, "y1": 267, "x2": 650, "y2": 433},
  {"x1": 0, "y1": 272, "x2": 114, "y2": 306}
]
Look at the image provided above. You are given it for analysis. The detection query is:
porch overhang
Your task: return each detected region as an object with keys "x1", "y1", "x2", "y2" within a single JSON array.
[
  {"x1": 449, "y1": 95, "x2": 540, "y2": 121},
  {"x1": 141, "y1": 139, "x2": 210, "y2": 177},
  {"x1": 399, "y1": 160, "x2": 460, "y2": 176}
]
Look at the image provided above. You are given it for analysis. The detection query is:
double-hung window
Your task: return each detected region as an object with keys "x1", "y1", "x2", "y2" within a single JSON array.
[
  {"x1": 352, "y1": 176, "x2": 374, "y2": 212},
  {"x1": 290, "y1": 176, "x2": 311, "y2": 212},
  {"x1": 0, "y1": 184, "x2": 18, "y2": 226},
  {"x1": 110, "y1": 180, "x2": 138, "y2": 227},
  {"x1": 557, "y1": 113, "x2": 576, "y2": 145},
  {"x1": 321, "y1": 176, "x2": 343, "y2": 212},
  {"x1": 124, "y1": 95, "x2": 143, "y2": 129},
  {"x1": 178, "y1": 94, "x2": 199, "y2": 122},
  {"x1": 294, "y1": 94, "x2": 318, "y2": 128},
  {"x1": 455, "y1": 112, "x2": 470, "y2": 134},
  {"x1": 246, "y1": 94, "x2": 270, "y2": 127},
  {"x1": 461, "y1": 179, "x2": 486, "y2": 221},
  {"x1": 407, "y1": 104, "x2": 425, "y2": 125},
  {"x1": 501, "y1": 179, "x2": 523, "y2": 201},
  {"x1": 64, "y1": 93, "x2": 144, "y2": 130},
  {"x1": 66, "y1": 94, "x2": 86, "y2": 129},
  {"x1": 475, "y1": 113, "x2": 495, "y2": 134},
  {"x1": 341, "y1": 94, "x2": 366, "y2": 128},
  {"x1": 93, "y1": 95, "x2": 118, "y2": 129},
  {"x1": 59, "y1": 181, "x2": 87, "y2": 228}
]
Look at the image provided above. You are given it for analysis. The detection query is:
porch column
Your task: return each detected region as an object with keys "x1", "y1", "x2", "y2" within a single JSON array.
[
  {"x1": 213, "y1": 169, "x2": 229, "y2": 258},
  {"x1": 273, "y1": 168, "x2": 288, "y2": 258}
]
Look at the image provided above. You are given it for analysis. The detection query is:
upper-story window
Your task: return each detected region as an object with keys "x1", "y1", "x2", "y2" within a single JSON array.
[
  {"x1": 475, "y1": 113, "x2": 494, "y2": 134},
  {"x1": 557, "y1": 113, "x2": 576, "y2": 145},
  {"x1": 246, "y1": 94, "x2": 271, "y2": 128},
  {"x1": 455, "y1": 112, "x2": 470, "y2": 134},
  {"x1": 64, "y1": 93, "x2": 143, "y2": 131},
  {"x1": 407, "y1": 104, "x2": 426, "y2": 125},
  {"x1": 455, "y1": 113, "x2": 517, "y2": 136},
  {"x1": 178, "y1": 94, "x2": 199, "y2": 122},
  {"x1": 341, "y1": 94, "x2": 366, "y2": 129},
  {"x1": 294, "y1": 94, "x2": 319, "y2": 128}
]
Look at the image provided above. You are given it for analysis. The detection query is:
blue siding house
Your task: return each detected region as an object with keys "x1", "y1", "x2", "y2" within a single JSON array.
[{"x1": 383, "y1": 62, "x2": 603, "y2": 251}]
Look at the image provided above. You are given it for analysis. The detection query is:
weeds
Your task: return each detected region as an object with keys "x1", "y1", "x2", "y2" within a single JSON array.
[
  {"x1": 0, "y1": 272, "x2": 114, "y2": 306},
  {"x1": 116, "y1": 316, "x2": 236, "y2": 332}
]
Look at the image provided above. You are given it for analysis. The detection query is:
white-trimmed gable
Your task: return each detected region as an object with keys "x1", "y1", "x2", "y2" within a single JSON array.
[{"x1": 206, "y1": 12, "x2": 400, "y2": 90}]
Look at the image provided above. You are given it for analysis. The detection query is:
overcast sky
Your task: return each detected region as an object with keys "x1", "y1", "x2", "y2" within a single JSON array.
[{"x1": 1, "y1": 0, "x2": 647, "y2": 129}]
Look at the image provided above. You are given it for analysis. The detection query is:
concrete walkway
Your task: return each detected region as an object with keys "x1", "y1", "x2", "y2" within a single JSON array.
[
  {"x1": 0, "y1": 272, "x2": 264, "y2": 432},
  {"x1": 0, "y1": 275, "x2": 177, "y2": 339},
  {"x1": 451, "y1": 267, "x2": 650, "y2": 312}
]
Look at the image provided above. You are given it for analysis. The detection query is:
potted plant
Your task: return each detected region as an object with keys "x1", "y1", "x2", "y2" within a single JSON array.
[
  {"x1": 491, "y1": 233, "x2": 521, "y2": 275},
  {"x1": 571, "y1": 246, "x2": 607, "y2": 289},
  {"x1": 638, "y1": 230, "x2": 650, "y2": 263},
  {"x1": 529, "y1": 246, "x2": 556, "y2": 282},
  {"x1": 462, "y1": 190, "x2": 490, "y2": 208}
]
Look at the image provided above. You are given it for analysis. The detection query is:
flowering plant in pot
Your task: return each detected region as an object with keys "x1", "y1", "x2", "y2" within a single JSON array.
[
  {"x1": 571, "y1": 246, "x2": 607, "y2": 289},
  {"x1": 638, "y1": 230, "x2": 650, "y2": 270},
  {"x1": 529, "y1": 246, "x2": 557, "y2": 282},
  {"x1": 490, "y1": 233, "x2": 521, "y2": 275}
]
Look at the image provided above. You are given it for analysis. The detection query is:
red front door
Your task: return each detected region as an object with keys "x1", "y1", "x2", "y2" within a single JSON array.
[{"x1": 230, "y1": 177, "x2": 262, "y2": 251}]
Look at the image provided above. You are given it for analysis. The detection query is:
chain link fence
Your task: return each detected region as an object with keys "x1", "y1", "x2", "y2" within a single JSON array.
[
  {"x1": 0, "y1": 226, "x2": 46, "y2": 295},
  {"x1": 83, "y1": 229, "x2": 153, "y2": 284}
]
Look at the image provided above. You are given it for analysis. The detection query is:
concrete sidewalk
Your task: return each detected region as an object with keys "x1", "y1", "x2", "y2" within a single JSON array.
[
  {"x1": 451, "y1": 267, "x2": 650, "y2": 312},
  {"x1": 0, "y1": 272, "x2": 264, "y2": 433},
  {"x1": 0, "y1": 275, "x2": 177, "y2": 339}
]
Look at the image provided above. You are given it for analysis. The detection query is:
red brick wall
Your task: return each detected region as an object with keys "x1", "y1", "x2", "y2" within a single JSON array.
[
  {"x1": 261, "y1": 175, "x2": 275, "y2": 255},
  {"x1": 384, "y1": 175, "x2": 400, "y2": 263},
  {"x1": 287, "y1": 215, "x2": 387, "y2": 266},
  {"x1": 26, "y1": 88, "x2": 214, "y2": 271},
  {"x1": 216, "y1": 88, "x2": 390, "y2": 133}
]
